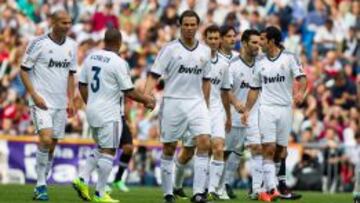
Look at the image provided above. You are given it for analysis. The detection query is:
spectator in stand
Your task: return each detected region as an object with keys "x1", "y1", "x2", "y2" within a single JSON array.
[{"x1": 91, "y1": 1, "x2": 119, "y2": 32}]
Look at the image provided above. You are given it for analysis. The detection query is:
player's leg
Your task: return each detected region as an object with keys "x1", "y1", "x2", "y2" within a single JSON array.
[
  {"x1": 207, "y1": 137, "x2": 225, "y2": 200},
  {"x1": 259, "y1": 105, "x2": 279, "y2": 201},
  {"x1": 354, "y1": 160, "x2": 360, "y2": 203},
  {"x1": 188, "y1": 100, "x2": 212, "y2": 203},
  {"x1": 173, "y1": 144, "x2": 195, "y2": 200},
  {"x1": 45, "y1": 109, "x2": 67, "y2": 178},
  {"x1": 161, "y1": 142, "x2": 178, "y2": 203},
  {"x1": 113, "y1": 117, "x2": 133, "y2": 192},
  {"x1": 221, "y1": 127, "x2": 244, "y2": 199},
  {"x1": 92, "y1": 121, "x2": 123, "y2": 203},
  {"x1": 275, "y1": 106, "x2": 302, "y2": 200},
  {"x1": 247, "y1": 144, "x2": 264, "y2": 200},
  {"x1": 30, "y1": 107, "x2": 54, "y2": 201}
]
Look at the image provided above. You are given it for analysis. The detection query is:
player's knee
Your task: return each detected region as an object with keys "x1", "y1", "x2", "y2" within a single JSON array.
[
  {"x1": 212, "y1": 141, "x2": 224, "y2": 160},
  {"x1": 196, "y1": 135, "x2": 211, "y2": 153},
  {"x1": 262, "y1": 144, "x2": 275, "y2": 159},
  {"x1": 250, "y1": 144, "x2": 262, "y2": 156},
  {"x1": 274, "y1": 145, "x2": 287, "y2": 161},
  {"x1": 122, "y1": 144, "x2": 134, "y2": 155},
  {"x1": 163, "y1": 143, "x2": 177, "y2": 156},
  {"x1": 99, "y1": 148, "x2": 116, "y2": 156}
]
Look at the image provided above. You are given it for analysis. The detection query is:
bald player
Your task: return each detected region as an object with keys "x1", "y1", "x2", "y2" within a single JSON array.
[{"x1": 20, "y1": 10, "x2": 77, "y2": 201}]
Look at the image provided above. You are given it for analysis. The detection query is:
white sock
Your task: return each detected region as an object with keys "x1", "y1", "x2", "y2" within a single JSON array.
[
  {"x1": 79, "y1": 149, "x2": 100, "y2": 184},
  {"x1": 250, "y1": 155, "x2": 263, "y2": 193},
  {"x1": 204, "y1": 160, "x2": 210, "y2": 190},
  {"x1": 263, "y1": 159, "x2": 276, "y2": 191},
  {"x1": 193, "y1": 154, "x2": 209, "y2": 195},
  {"x1": 36, "y1": 148, "x2": 49, "y2": 187},
  {"x1": 161, "y1": 155, "x2": 174, "y2": 196},
  {"x1": 174, "y1": 158, "x2": 187, "y2": 189},
  {"x1": 355, "y1": 163, "x2": 360, "y2": 193},
  {"x1": 45, "y1": 157, "x2": 53, "y2": 178},
  {"x1": 208, "y1": 160, "x2": 224, "y2": 193},
  {"x1": 95, "y1": 153, "x2": 114, "y2": 197},
  {"x1": 224, "y1": 152, "x2": 241, "y2": 185}
]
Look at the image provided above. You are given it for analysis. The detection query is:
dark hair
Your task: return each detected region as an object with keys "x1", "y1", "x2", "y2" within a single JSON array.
[
  {"x1": 219, "y1": 25, "x2": 236, "y2": 37},
  {"x1": 203, "y1": 24, "x2": 220, "y2": 37},
  {"x1": 179, "y1": 10, "x2": 200, "y2": 25},
  {"x1": 241, "y1": 29, "x2": 260, "y2": 42},
  {"x1": 104, "y1": 28, "x2": 122, "y2": 44},
  {"x1": 264, "y1": 26, "x2": 283, "y2": 48}
]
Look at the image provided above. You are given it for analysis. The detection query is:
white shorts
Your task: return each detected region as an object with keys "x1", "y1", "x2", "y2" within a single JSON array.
[
  {"x1": 224, "y1": 125, "x2": 261, "y2": 154},
  {"x1": 259, "y1": 105, "x2": 292, "y2": 147},
  {"x1": 30, "y1": 106, "x2": 67, "y2": 139},
  {"x1": 91, "y1": 121, "x2": 122, "y2": 148},
  {"x1": 159, "y1": 98, "x2": 211, "y2": 144},
  {"x1": 210, "y1": 108, "x2": 226, "y2": 139}
]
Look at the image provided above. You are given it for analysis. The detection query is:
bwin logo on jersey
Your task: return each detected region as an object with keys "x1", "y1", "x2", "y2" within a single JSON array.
[
  {"x1": 211, "y1": 77, "x2": 221, "y2": 85},
  {"x1": 178, "y1": 65, "x2": 202, "y2": 75},
  {"x1": 240, "y1": 81, "x2": 250, "y2": 88},
  {"x1": 48, "y1": 58, "x2": 71, "y2": 68},
  {"x1": 263, "y1": 74, "x2": 285, "y2": 84}
]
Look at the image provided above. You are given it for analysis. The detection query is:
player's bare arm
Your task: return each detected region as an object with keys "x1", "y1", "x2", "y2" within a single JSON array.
[
  {"x1": 67, "y1": 72, "x2": 76, "y2": 117},
  {"x1": 144, "y1": 73, "x2": 159, "y2": 97},
  {"x1": 229, "y1": 91, "x2": 245, "y2": 113},
  {"x1": 294, "y1": 76, "x2": 308, "y2": 106},
  {"x1": 124, "y1": 89, "x2": 155, "y2": 110},
  {"x1": 221, "y1": 90, "x2": 232, "y2": 133},
  {"x1": 242, "y1": 89, "x2": 260, "y2": 125},
  {"x1": 78, "y1": 83, "x2": 88, "y2": 104},
  {"x1": 20, "y1": 69, "x2": 48, "y2": 110},
  {"x1": 202, "y1": 79, "x2": 211, "y2": 107}
]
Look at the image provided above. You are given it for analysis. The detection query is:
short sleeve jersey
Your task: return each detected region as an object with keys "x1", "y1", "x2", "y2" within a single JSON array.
[
  {"x1": 21, "y1": 34, "x2": 77, "y2": 109},
  {"x1": 79, "y1": 49, "x2": 134, "y2": 127},
  {"x1": 150, "y1": 39, "x2": 212, "y2": 100},
  {"x1": 250, "y1": 50, "x2": 305, "y2": 106}
]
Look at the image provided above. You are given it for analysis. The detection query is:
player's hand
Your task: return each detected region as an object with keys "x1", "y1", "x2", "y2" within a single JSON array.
[
  {"x1": 294, "y1": 92, "x2": 306, "y2": 106},
  {"x1": 241, "y1": 111, "x2": 249, "y2": 126},
  {"x1": 67, "y1": 101, "x2": 75, "y2": 118},
  {"x1": 234, "y1": 100, "x2": 245, "y2": 113},
  {"x1": 225, "y1": 118, "x2": 232, "y2": 133},
  {"x1": 144, "y1": 94, "x2": 156, "y2": 110},
  {"x1": 32, "y1": 93, "x2": 48, "y2": 110}
]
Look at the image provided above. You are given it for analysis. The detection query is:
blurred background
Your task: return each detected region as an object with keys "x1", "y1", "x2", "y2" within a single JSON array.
[{"x1": 0, "y1": 0, "x2": 359, "y2": 194}]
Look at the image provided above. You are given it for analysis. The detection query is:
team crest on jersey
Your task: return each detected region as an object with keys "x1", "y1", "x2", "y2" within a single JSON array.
[
  {"x1": 68, "y1": 50, "x2": 72, "y2": 58},
  {"x1": 49, "y1": 50, "x2": 53, "y2": 54},
  {"x1": 280, "y1": 64, "x2": 285, "y2": 70},
  {"x1": 261, "y1": 67, "x2": 265, "y2": 71}
]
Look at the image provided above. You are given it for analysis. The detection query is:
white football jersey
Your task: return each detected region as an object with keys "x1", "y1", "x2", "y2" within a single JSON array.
[
  {"x1": 79, "y1": 49, "x2": 134, "y2": 127},
  {"x1": 209, "y1": 52, "x2": 231, "y2": 111},
  {"x1": 150, "y1": 39, "x2": 212, "y2": 100},
  {"x1": 250, "y1": 50, "x2": 305, "y2": 106},
  {"x1": 229, "y1": 56, "x2": 259, "y2": 127},
  {"x1": 21, "y1": 34, "x2": 77, "y2": 109}
]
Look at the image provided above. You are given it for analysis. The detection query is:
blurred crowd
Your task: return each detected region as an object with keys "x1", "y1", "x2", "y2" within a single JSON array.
[{"x1": 0, "y1": 0, "x2": 359, "y2": 192}]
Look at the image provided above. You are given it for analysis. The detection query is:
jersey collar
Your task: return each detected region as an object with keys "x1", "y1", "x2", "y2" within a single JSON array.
[
  {"x1": 266, "y1": 49, "x2": 283, "y2": 62},
  {"x1": 178, "y1": 39, "x2": 199, "y2": 52},
  {"x1": 218, "y1": 50, "x2": 232, "y2": 60},
  {"x1": 239, "y1": 55, "x2": 254, "y2": 68},
  {"x1": 211, "y1": 53, "x2": 219, "y2": 64},
  {"x1": 47, "y1": 33, "x2": 66, "y2": 46}
]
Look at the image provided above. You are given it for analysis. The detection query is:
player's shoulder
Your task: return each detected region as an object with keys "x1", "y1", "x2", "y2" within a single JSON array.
[
  {"x1": 255, "y1": 53, "x2": 266, "y2": 62},
  {"x1": 282, "y1": 49, "x2": 298, "y2": 59},
  {"x1": 162, "y1": 40, "x2": 179, "y2": 50},
  {"x1": 26, "y1": 34, "x2": 48, "y2": 53},
  {"x1": 230, "y1": 55, "x2": 240, "y2": 64},
  {"x1": 65, "y1": 36, "x2": 78, "y2": 47}
]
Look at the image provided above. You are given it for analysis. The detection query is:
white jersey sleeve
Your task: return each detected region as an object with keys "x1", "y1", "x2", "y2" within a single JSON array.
[
  {"x1": 69, "y1": 44, "x2": 78, "y2": 73},
  {"x1": 79, "y1": 66, "x2": 88, "y2": 84},
  {"x1": 289, "y1": 54, "x2": 305, "y2": 79},
  {"x1": 21, "y1": 37, "x2": 45, "y2": 69},
  {"x1": 151, "y1": 44, "x2": 172, "y2": 76},
  {"x1": 221, "y1": 65, "x2": 231, "y2": 90},
  {"x1": 114, "y1": 62, "x2": 134, "y2": 91},
  {"x1": 250, "y1": 61, "x2": 262, "y2": 89},
  {"x1": 203, "y1": 56, "x2": 212, "y2": 80}
]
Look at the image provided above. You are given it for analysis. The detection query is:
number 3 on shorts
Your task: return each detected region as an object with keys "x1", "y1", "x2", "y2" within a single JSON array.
[{"x1": 91, "y1": 66, "x2": 101, "y2": 92}]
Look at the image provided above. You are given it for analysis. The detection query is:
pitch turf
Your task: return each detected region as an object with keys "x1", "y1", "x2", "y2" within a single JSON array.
[{"x1": 0, "y1": 184, "x2": 352, "y2": 203}]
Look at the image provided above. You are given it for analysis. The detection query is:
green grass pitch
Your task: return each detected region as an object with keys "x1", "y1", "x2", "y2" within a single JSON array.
[{"x1": 0, "y1": 185, "x2": 352, "y2": 203}]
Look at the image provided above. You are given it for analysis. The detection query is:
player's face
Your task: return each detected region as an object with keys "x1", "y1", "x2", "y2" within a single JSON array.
[
  {"x1": 221, "y1": 30, "x2": 236, "y2": 50},
  {"x1": 180, "y1": 16, "x2": 199, "y2": 40},
  {"x1": 259, "y1": 32, "x2": 267, "y2": 52},
  {"x1": 245, "y1": 35, "x2": 260, "y2": 57},
  {"x1": 53, "y1": 13, "x2": 72, "y2": 36},
  {"x1": 205, "y1": 32, "x2": 220, "y2": 52}
]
